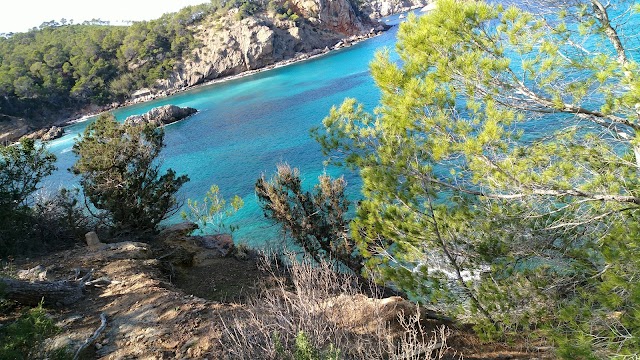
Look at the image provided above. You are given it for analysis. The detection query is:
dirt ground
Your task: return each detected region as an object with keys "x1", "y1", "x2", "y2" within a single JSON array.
[{"x1": 1, "y1": 231, "x2": 555, "y2": 360}]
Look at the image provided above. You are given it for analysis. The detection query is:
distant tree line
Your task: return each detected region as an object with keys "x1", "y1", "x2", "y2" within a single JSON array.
[{"x1": 0, "y1": 4, "x2": 213, "y2": 123}]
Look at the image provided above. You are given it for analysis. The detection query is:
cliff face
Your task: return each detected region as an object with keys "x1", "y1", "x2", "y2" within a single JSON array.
[
  {"x1": 291, "y1": 0, "x2": 367, "y2": 35},
  {"x1": 156, "y1": 0, "x2": 382, "y2": 92},
  {"x1": 361, "y1": 0, "x2": 430, "y2": 18}
]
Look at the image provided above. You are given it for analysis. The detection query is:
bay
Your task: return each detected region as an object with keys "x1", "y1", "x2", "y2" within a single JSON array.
[
  {"x1": 44, "y1": 13, "x2": 409, "y2": 248},
  {"x1": 41, "y1": 4, "x2": 639, "y2": 248}
]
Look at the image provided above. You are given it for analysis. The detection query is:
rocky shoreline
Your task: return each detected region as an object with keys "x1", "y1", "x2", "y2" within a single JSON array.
[
  {"x1": 58, "y1": 26, "x2": 390, "y2": 129},
  {"x1": 124, "y1": 105, "x2": 198, "y2": 127},
  {"x1": 1, "y1": 29, "x2": 385, "y2": 145},
  {"x1": 3, "y1": 3, "x2": 430, "y2": 144}
]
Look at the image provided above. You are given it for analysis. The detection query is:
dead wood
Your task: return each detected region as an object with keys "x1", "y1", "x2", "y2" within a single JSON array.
[{"x1": 0, "y1": 276, "x2": 87, "y2": 306}]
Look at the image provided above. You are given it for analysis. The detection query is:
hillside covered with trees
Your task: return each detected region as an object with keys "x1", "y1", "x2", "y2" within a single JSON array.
[
  {"x1": 0, "y1": 0, "x2": 413, "y2": 142},
  {"x1": 0, "y1": 4, "x2": 211, "y2": 123}
]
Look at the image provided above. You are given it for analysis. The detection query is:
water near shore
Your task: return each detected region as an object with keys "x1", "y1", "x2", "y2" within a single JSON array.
[{"x1": 44, "y1": 13, "x2": 408, "y2": 247}]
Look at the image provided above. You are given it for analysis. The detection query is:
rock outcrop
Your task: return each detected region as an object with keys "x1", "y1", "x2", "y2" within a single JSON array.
[
  {"x1": 42, "y1": 126, "x2": 64, "y2": 141},
  {"x1": 124, "y1": 105, "x2": 197, "y2": 126},
  {"x1": 156, "y1": 0, "x2": 384, "y2": 92},
  {"x1": 18, "y1": 125, "x2": 65, "y2": 142},
  {"x1": 361, "y1": 0, "x2": 430, "y2": 18},
  {"x1": 157, "y1": 222, "x2": 237, "y2": 267},
  {"x1": 292, "y1": 0, "x2": 369, "y2": 35},
  {"x1": 0, "y1": 114, "x2": 31, "y2": 144}
]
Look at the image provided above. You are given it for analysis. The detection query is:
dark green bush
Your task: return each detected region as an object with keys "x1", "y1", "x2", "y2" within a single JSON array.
[
  {"x1": 0, "y1": 138, "x2": 56, "y2": 257},
  {"x1": 0, "y1": 302, "x2": 70, "y2": 359},
  {"x1": 72, "y1": 113, "x2": 189, "y2": 235}
]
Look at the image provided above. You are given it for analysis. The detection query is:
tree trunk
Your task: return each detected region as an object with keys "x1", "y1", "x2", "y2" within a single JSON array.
[{"x1": 0, "y1": 278, "x2": 84, "y2": 306}]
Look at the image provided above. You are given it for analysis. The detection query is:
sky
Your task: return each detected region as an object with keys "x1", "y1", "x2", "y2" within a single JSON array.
[{"x1": 0, "y1": 0, "x2": 210, "y2": 34}]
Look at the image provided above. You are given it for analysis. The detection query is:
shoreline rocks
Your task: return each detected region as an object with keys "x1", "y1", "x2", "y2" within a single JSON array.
[
  {"x1": 20, "y1": 125, "x2": 65, "y2": 142},
  {"x1": 124, "y1": 105, "x2": 198, "y2": 127}
]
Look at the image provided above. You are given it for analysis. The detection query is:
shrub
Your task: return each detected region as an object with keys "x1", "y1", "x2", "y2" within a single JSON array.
[
  {"x1": 0, "y1": 138, "x2": 56, "y2": 257},
  {"x1": 72, "y1": 113, "x2": 189, "y2": 235},
  {"x1": 0, "y1": 302, "x2": 71, "y2": 359},
  {"x1": 255, "y1": 164, "x2": 363, "y2": 275},
  {"x1": 236, "y1": 0, "x2": 262, "y2": 20},
  {"x1": 32, "y1": 188, "x2": 97, "y2": 247},
  {"x1": 220, "y1": 253, "x2": 453, "y2": 359},
  {"x1": 181, "y1": 184, "x2": 243, "y2": 234}
]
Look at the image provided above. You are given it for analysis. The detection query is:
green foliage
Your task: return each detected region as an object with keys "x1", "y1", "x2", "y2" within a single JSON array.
[
  {"x1": 271, "y1": 0, "x2": 302, "y2": 22},
  {"x1": 292, "y1": 331, "x2": 340, "y2": 360},
  {"x1": 314, "y1": 0, "x2": 640, "y2": 357},
  {"x1": 0, "y1": 138, "x2": 56, "y2": 257},
  {"x1": 181, "y1": 184, "x2": 244, "y2": 234},
  {"x1": 255, "y1": 164, "x2": 362, "y2": 274},
  {"x1": 0, "y1": 138, "x2": 56, "y2": 209},
  {"x1": 0, "y1": 3, "x2": 214, "y2": 121},
  {"x1": 236, "y1": 1, "x2": 263, "y2": 20},
  {"x1": 72, "y1": 113, "x2": 189, "y2": 234},
  {"x1": 275, "y1": 331, "x2": 338, "y2": 360},
  {"x1": 0, "y1": 302, "x2": 70, "y2": 359}
]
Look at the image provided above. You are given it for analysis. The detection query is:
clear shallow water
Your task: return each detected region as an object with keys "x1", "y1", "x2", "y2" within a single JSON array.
[{"x1": 44, "y1": 13, "x2": 409, "y2": 247}]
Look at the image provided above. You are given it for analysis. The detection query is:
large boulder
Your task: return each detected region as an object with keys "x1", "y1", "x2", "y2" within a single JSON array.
[
  {"x1": 156, "y1": 222, "x2": 236, "y2": 267},
  {"x1": 159, "y1": 222, "x2": 199, "y2": 239},
  {"x1": 194, "y1": 234, "x2": 235, "y2": 258},
  {"x1": 124, "y1": 105, "x2": 197, "y2": 126},
  {"x1": 315, "y1": 294, "x2": 442, "y2": 336},
  {"x1": 41, "y1": 126, "x2": 64, "y2": 141}
]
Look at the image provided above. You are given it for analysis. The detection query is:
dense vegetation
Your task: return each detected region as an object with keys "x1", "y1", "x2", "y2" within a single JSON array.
[
  {"x1": 0, "y1": 2, "x2": 235, "y2": 123},
  {"x1": 0, "y1": 139, "x2": 59, "y2": 256},
  {"x1": 0, "y1": 302, "x2": 70, "y2": 359},
  {"x1": 0, "y1": 0, "x2": 315, "y2": 127},
  {"x1": 309, "y1": 0, "x2": 640, "y2": 357},
  {"x1": 0, "y1": 114, "x2": 189, "y2": 256},
  {"x1": 2, "y1": 0, "x2": 639, "y2": 358},
  {"x1": 256, "y1": 164, "x2": 362, "y2": 274},
  {"x1": 72, "y1": 113, "x2": 189, "y2": 235}
]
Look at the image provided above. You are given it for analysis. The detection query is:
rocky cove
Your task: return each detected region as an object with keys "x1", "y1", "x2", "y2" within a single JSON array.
[
  {"x1": 126, "y1": 25, "x2": 390, "y2": 105},
  {"x1": 13, "y1": 4, "x2": 437, "y2": 250},
  {"x1": 149, "y1": 0, "x2": 431, "y2": 95},
  {"x1": 0, "y1": 0, "x2": 430, "y2": 144}
]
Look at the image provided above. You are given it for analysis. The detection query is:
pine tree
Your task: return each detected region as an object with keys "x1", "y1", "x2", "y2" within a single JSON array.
[
  {"x1": 314, "y1": 0, "x2": 640, "y2": 357},
  {"x1": 72, "y1": 113, "x2": 189, "y2": 234},
  {"x1": 0, "y1": 138, "x2": 56, "y2": 256}
]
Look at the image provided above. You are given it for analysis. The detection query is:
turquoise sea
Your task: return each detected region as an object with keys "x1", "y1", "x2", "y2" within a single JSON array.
[
  {"x1": 43, "y1": 4, "x2": 640, "y2": 247},
  {"x1": 44, "y1": 13, "x2": 409, "y2": 247}
]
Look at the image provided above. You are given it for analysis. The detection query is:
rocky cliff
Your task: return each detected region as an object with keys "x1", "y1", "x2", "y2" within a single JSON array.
[
  {"x1": 361, "y1": 0, "x2": 430, "y2": 18},
  {"x1": 155, "y1": 0, "x2": 384, "y2": 93}
]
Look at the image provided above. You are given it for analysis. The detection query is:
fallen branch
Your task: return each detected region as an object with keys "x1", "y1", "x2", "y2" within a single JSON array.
[
  {"x1": 0, "y1": 278, "x2": 84, "y2": 306},
  {"x1": 0, "y1": 269, "x2": 93, "y2": 307},
  {"x1": 73, "y1": 312, "x2": 107, "y2": 360},
  {"x1": 79, "y1": 269, "x2": 94, "y2": 284}
]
